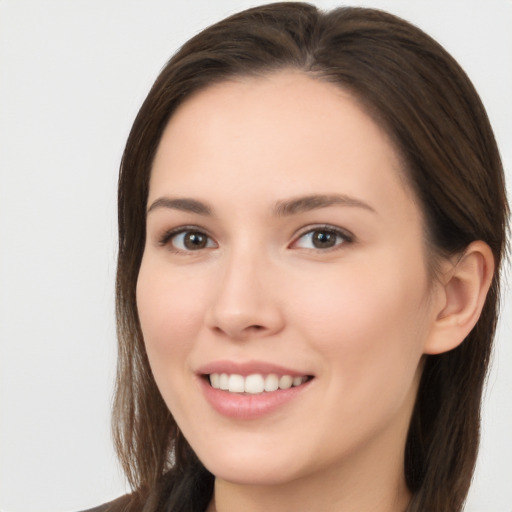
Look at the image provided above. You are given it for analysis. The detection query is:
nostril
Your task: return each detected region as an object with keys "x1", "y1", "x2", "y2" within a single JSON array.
[{"x1": 212, "y1": 324, "x2": 263, "y2": 335}]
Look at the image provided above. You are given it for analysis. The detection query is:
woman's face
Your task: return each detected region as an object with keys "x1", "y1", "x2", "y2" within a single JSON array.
[{"x1": 137, "y1": 72, "x2": 443, "y2": 488}]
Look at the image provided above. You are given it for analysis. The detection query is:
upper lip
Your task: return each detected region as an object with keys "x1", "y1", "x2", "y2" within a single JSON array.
[{"x1": 196, "y1": 360, "x2": 312, "y2": 377}]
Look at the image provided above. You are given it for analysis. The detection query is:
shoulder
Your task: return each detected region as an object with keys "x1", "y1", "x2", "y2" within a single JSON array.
[{"x1": 78, "y1": 493, "x2": 136, "y2": 512}]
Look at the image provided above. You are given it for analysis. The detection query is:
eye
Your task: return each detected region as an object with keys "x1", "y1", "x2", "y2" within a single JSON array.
[
  {"x1": 292, "y1": 226, "x2": 352, "y2": 250},
  {"x1": 160, "y1": 228, "x2": 217, "y2": 252}
]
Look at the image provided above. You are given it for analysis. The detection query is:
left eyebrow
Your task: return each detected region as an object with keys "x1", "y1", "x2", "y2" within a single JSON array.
[
  {"x1": 273, "y1": 194, "x2": 377, "y2": 216},
  {"x1": 146, "y1": 197, "x2": 212, "y2": 216}
]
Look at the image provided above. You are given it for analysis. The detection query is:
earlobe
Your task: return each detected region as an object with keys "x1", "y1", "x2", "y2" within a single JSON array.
[{"x1": 424, "y1": 241, "x2": 495, "y2": 355}]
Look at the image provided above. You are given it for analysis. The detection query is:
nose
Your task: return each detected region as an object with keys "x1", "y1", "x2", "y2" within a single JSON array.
[{"x1": 205, "y1": 250, "x2": 285, "y2": 340}]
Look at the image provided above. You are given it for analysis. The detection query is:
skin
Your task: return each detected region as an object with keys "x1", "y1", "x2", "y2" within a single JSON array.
[{"x1": 136, "y1": 71, "x2": 453, "y2": 512}]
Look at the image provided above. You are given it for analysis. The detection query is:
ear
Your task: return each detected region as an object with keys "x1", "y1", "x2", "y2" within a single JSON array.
[{"x1": 424, "y1": 241, "x2": 495, "y2": 355}]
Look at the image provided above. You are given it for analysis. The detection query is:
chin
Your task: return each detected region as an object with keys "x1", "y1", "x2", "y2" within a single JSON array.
[{"x1": 198, "y1": 447, "x2": 306, "y2": 486}]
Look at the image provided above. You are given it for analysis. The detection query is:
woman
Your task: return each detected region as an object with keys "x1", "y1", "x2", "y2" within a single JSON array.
[{"x1": 98, "y1": 3, "x2": 508, "y2": 511}]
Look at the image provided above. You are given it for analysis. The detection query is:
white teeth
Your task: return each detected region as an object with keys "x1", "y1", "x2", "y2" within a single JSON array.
[
  {"x1": 228, "y1": 374, "x2": 245, "y2": 393},
  {"x1": 210, "y1": 373, "x2": 220, "y2": 388},
  {"x1": 279, "y1": 375, "x2": 293, "y2": 389},
  {"x1": 219, "y1": 373, "x2": 229, "y2": 390},
  {"x1": 209, "y1": 373, "x2": 309, "y2": 393},
  {"x1": 292, "y1": 376, "x2": 303, "y2": 387},
  {"x1": 264, "y1": 374, "x2": 279, "y2": 392},
  {"x1": 245, "y1": 374, "x2": 264, "y2": 394}
]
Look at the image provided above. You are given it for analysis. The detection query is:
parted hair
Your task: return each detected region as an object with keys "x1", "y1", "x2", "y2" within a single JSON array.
[{"x1": 113, "y1": 3, "x2": 508, "y2": 511}]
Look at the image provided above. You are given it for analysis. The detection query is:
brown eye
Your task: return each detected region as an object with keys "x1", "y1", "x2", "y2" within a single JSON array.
[
  {"x1": 167, "y1": 230, "x2": 216, "y2": 251},
  {"x1": 183, "y1": 232, "x2": 208, "y2": 250},
  {"x1": 293, "y1": 227, "x2": 352, "y2": 250},
  {"x1": 311, "y1": 230, "x2": 338, "y2": 249}
]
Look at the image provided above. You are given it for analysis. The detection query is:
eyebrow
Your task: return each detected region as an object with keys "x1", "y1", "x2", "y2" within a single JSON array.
[
  {"x1": 273, "y1": 194, "x2": 376, "y2": 216},
  {"x1": 147, "y1": 197, "x2": 212, "y2": 216},
  {"x1": 146, "y1": 193, "x2": 376, "y2": 217}
]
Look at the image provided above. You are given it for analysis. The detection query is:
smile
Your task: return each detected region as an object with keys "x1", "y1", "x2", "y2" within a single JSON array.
[{"x1": 209, "y1": 373, "x2": 309, "y2": 394}]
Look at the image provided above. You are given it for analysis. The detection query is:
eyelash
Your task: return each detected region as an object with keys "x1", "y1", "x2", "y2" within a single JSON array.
[
  {"x1": 158, "y1": 226, "x2": 216, "y2": 252},
  {"x1": 158, "y1": 224, "x2": 354, "y2": 253},
  {"x1": 291, "y1": 224, "x2": 354, "y2": 251}
]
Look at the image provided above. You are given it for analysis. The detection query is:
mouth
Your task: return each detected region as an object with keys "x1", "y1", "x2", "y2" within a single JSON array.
[
  {"x1": 198, "y1": 363, "x2": 315, "y2": 419},
  {"x1": 205, "y1": 373, "x2": 313, "y2": 394}
]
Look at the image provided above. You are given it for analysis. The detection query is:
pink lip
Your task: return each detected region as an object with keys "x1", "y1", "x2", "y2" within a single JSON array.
[
  {"x1": 195, "y1": 360, "x2": 314, "y2": 420},
  {"x1": 197, "y1": 359, "x2": 310, "y2": 377},
  {"x1": 199, "y1": 377, "x2": 312, "y2": 420}
]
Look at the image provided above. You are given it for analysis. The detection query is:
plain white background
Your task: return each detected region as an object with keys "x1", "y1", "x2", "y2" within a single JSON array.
[{"x1": 0, "y1": 1, "x2": 510, "y2": 511}]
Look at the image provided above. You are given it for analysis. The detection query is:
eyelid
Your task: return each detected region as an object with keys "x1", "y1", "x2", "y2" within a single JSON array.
[
  {"x1": 156, "y1": 223, "x2": 353, "y2": 252},
  {"x1": 290, "y1": 224, "x2": 354, "y2": 250},
  {"x1": 158, "y1": 225, "x2": 217, "y2": 251}
]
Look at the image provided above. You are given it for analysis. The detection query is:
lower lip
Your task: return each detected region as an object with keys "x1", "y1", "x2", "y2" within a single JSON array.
[{"x1": 199, "y1": 377, "x2": 312, "y2": 420}]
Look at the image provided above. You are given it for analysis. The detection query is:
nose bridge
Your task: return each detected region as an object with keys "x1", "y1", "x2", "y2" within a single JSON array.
[{"x1": 206, "y1": 239, "x2": 283, "y2": 338}]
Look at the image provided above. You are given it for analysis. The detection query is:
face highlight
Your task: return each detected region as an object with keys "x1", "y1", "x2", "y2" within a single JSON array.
[{"x1": 136, "y1": 72, "x2": 442, "y2": 497}]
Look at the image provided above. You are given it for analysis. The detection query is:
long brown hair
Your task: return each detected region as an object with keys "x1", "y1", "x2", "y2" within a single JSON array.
[{"x1": 113, "y1": 3, "x2": 508, "y2": 511}]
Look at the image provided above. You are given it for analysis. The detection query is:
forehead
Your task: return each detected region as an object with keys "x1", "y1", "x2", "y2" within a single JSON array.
[{"x1": 149, "y1": 71, "x2": 415, "y2": 220}]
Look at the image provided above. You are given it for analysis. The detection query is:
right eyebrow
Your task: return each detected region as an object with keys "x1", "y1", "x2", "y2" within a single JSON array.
[
  {"x1": 146, "y1": 197, "x2": 212, "y2": 216},
  {"x1": 273, "y1": 193, "x2": 376, "y2": 217}
]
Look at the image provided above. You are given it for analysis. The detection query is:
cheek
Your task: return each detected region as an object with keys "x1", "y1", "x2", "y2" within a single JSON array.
[
  {"x1": 136, "y1": 259, "x2": 209, "y2": 366},
  {"x1": 135, "y1": 258, "x2": 217, "y2": 421},
  {"x1": 290, "y1": 254, "x2": 429, "y2": 387}
]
